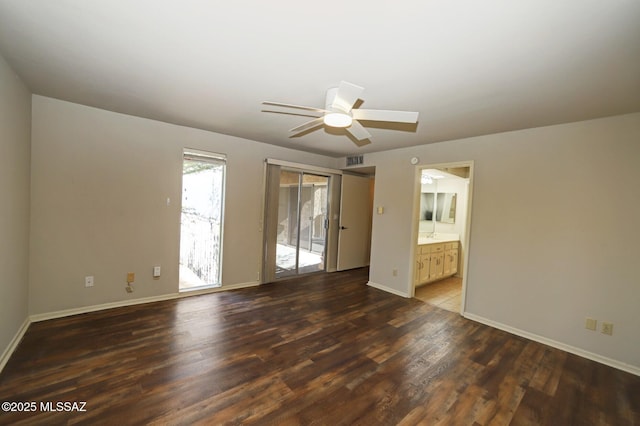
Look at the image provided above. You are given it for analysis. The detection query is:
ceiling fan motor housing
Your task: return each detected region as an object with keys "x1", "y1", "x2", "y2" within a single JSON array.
[{"x1": 324, "y1": 87, "x2": 353, "y2": 127}]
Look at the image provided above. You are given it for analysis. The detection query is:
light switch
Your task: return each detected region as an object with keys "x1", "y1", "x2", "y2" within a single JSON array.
[{"x1": 377, "y1": 206, "x2": 384, "y2": 215}]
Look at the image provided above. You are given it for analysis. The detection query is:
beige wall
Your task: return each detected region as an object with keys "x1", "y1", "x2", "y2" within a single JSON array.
[
  {"x1": 0, "y1": 55, "x2": 31, "y2": 358},
  {"x1": 29, "y1": 96, "x2": 337, "y2": 315},
  {"x1": 352, "y1": 112, "x2": 640, "y2": 370},
  {"x1": 9, "y1": 85, "x2": 640, "y2": 373}
]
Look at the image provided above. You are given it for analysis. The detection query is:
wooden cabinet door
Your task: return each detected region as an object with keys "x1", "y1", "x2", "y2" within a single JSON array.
[
  {"x1": 414, "y1": 254, "x2": 421, "y2": 285},
  {"x1": 450, "y1": 249, "x2": 459, "y2": 275},
  {"x1": 419, "y1": 253, "x2": 431, "y2": 282},
  {"x1": 443, "y1": 249, "x2": 452, "y2": 276},
  {"x1": 430, "y1": 251, "x2": 443, "y2": 279},
  {"x1": 435, "y1": 252, "x2": 445, "y2": 279}
]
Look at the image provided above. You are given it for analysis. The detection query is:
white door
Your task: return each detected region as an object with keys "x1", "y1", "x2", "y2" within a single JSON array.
[{"x1": 337, "y1": 174, "x2": 372, "y2": 271}]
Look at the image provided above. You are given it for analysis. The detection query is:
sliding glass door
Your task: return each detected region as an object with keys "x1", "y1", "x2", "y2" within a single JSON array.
[{"x1": 265, "y1": 166, "x2": 330, "y2": 279}]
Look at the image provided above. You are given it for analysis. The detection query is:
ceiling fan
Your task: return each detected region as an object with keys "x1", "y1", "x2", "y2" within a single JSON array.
[{"x1": 262, "y1": 81, "x2": 419, "y2": 143}]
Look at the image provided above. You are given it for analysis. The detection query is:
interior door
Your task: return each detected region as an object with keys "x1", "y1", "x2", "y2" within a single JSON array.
[{"x1": 337, "y1": 174, "x2": 372, "y2": 271}]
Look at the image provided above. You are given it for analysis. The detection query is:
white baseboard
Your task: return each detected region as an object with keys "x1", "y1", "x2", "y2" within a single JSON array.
[
  {"x1": 464, "y1": 312, "x2": 640, "y2": 377},
  {"x1": 218, "y1": 280, "x2": 260, "y2": 291},
  {"x1": 31, "y1": 280, "x2": 261, "y2": 323},
  {"x1": 367, "y1": 281, "x2": 410, "y2": 298},
  {"x1": 30, "y1": 293, "x2": 182, "y2": 323},
  {"x1": 1, "y1": 281, "x2": 262, "y2": 373},
  {"x1": 0, "y1": 317, "x2": 30, "y2": 373},
  {"x1": 171, "y1": 280, "x2": 260, "y2": 297},
  {"x1": 4, "y1": 285, "x2": 638, "y2": 378}
]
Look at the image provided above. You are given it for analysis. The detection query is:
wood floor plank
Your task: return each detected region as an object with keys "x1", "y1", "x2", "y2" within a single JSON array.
[{"x1": 1, "y1": 267, "x2": 639, "y2": 425}]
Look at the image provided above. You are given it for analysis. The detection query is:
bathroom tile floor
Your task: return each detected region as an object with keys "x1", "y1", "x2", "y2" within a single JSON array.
[{"x1": 414, "y1": 276, "x2": 462, "y2": 313}]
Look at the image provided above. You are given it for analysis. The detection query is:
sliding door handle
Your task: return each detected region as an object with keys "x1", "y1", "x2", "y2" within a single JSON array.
[{"x1": 340, "y1": 226, "x2": 348, "y2": 230}]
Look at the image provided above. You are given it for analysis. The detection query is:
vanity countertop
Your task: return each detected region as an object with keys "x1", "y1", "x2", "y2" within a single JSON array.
[{"x1": 417, "y1": 233, "x2": 459, "y2": 245}]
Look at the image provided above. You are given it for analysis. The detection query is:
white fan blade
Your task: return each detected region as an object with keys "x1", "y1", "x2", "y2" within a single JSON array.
[
  {"x1": 352, "y1": 138, "x2": 371, "y2": 147},
  {"x1": 263, "y1": 109, "x2": 323, "y2": 118},
  {"x1": 346, "y1": 120, "x2": 371, "y2": 141},
  {"x1": 351, "y1": 109, "x2": 419, "y2": 123},
  {"x1": 331, "y1": 81, "x2": 364, "y2": 112},
  {"x1": 262, "y1": 101, "x2": 327, "y2": 113},
  {"x1": 290, "y1": 117, "x2": 324, "y2": 136}
]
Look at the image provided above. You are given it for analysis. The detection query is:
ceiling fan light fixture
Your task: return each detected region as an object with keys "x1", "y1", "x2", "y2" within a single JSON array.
[
  {"x1": 323, "y1": 112, "x2": 352, "y2": 128},
  {"x1": 263, "y1": 81, "x2": 418, "y2": 143}
]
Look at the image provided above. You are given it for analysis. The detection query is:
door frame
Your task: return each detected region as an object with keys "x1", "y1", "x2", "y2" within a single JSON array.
[
  {"x1": 261, "y1": 159, "x2": 343, "y2": 283},
  {"x1": 411, "y1": 160, "x2": 474, "y2": 314},
  {"x1": 179, "y1": 148, "x2": 227, "y2": 292}
]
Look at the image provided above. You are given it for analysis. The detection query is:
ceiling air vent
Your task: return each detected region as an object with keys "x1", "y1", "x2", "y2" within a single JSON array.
[{"x1": 346, "y1": 155, "x2": 364, "y2": 167}]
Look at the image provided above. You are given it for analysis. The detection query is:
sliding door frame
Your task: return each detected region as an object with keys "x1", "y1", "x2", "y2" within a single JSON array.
[{"x1": 262, "y1": 159, "x2": 343, "y2": 283}]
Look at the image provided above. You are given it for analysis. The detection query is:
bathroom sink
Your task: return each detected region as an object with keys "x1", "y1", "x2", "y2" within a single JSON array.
[{"x1": 417, "y1": 233, "x2": 459, "y2": 244}]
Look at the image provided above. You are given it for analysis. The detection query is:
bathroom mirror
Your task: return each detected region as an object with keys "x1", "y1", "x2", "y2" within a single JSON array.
[
  {"x1": 418, "y1": 181, "x2": 437, "y2": 234},
  {"x1": 419, "y1": 192, "x2": 457, "y2": 224},
  {"x1": 419, "y1": 169, "x2": 460, "y2": 235},
  {"x1": 419, "y1": 193, "x2": 435, "y2": 221},
  {"x1": 436, "y1": 193, "x2": 456, "y2": 224}
]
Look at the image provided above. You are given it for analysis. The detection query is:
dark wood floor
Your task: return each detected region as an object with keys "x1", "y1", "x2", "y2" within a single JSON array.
[{"x1": 1, "y1": 268, "x2": 638, "y2": 425}]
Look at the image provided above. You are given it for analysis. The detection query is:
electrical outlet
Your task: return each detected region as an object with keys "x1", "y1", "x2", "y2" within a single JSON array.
[
  {"x1": 601, "y1": 322, "x2": 614, "y2": 336},
  {"x1": 127, "y1": 272, "x2": 135, "y2": 283},
  {"x1": 153, "y1": 266, "x2": 161, "y2": 278},
  {"x1": 393, "y1": 268, "x2": 398, "y2": 277},
  {"x1": 126, "y1": 285, "x2": 134, "y2": 293},
  {"x1": 585, "y1": 318, "x2": 597, "y2": 331},
  {"x1": 85, "y1": 276, "x2": 94, "y2": 287}
]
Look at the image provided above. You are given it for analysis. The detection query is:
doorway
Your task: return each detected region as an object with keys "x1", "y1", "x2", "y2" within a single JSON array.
[
  {"x1": 412, "y1": 162, "x2": 473, "y2": 313},
  {"x1": 263, "y1": 161, "x2": 374, "y2": 282},
  {"x1": 274, "y1": 170, "x2": 330, "y2": 278},
  {"x1": 179, "y1": 150, "x2": 226, "y2": 291}
]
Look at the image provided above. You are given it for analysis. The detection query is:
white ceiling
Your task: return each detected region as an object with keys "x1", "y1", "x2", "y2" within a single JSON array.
[{"x1": 1, "y1": 1, "x2": 639, "y2": 157}]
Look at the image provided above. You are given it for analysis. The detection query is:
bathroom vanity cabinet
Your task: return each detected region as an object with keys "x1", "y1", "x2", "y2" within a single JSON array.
[{"x1": 415, "y1": 241, "x2": 459, "y2": 286}]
